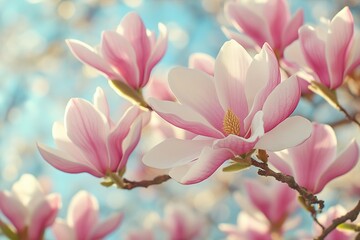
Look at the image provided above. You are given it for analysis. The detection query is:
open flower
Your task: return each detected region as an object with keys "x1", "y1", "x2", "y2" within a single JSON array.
[
  {"x1": 269, "y1": 123, "x2": 359, "y2": 194},
  {"x1": 66, "y1": 12, "x2": 167, "y2": 90},
  {"x1": 223, "y1": 0, "x2": 303, "y2": 57},
  {"x1": 0, "y1": 174, "x2": 61, "y2": 240},
  {"x1": 284, "y1": 7, "x2": 360, "y2": 90},
  {"x1": 52, "y1": 191, "x2": 123, "y2": 240},
  {"x1": 143, "y1": 40, "x2": 311, "y2": 184},
  {"x1": 38, "y1": 87, "x2": 148, "y2": 178}
]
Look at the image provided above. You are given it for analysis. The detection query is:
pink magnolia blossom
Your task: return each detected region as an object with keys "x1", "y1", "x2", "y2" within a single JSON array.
[
  {"x1": 189, "y1": 52, "x2": 215, "y2": 75},
  {"x1": 143, "y1": 40, "x2": 312, "y2": 184},
  {"x1": 66, "y1": 12, "x2": 167, "y2": 89},
  {"x1": 52, "y1": 191, "x2": 123, "y2": 240},
  {"x1": 284, "y1": 7, "x2": 360, "y2": 89},
  {"x1": 269, "y1": 123, "x2": 359, "y2": 194},
  {"x1": 219, "y1": 212, "x2": 272, "y2": 240},
  {"x1": 0, "y1": 174, "x2": 61, "y2": 240},
  {"x1": 161, "y1": 203, "x2": 206, "y2": 240},
  {"x1": 38, "y1": 87, "x2": 149, "y2": 178},
  {"x1": 223, "y1": 0, "x2": 303, "y2": 57}
]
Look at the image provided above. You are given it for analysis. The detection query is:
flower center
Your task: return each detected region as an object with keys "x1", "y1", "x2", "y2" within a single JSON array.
[{"x1": 223, "y1": 109, "x2": 240, "y2": 136}]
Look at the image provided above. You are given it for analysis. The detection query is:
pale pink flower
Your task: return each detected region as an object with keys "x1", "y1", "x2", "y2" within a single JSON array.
[
  {"x1": 52, "y1": 191, "x2": 123, "y2": 240},
  {"x1": 38, "y1": 87, "x2": 149, "y2": 177},
  {"x1": 219, "y1": 212, "x2": 272, "y2": 240},
  {"x1": 66, "y1": 12, "x2": 167, "y2": 89},
  {"x1": 314, "y1": 205, "x2": 354, "y2": 240},
  {"x1": 0, "y1": 174, "x2": 61, "y2": 240},
  {"x1": 223, "y1": 0, "x2": 303, "y2": 57},
  {"x1": 125, "y1": 229, "x2": 155, "y2": 240},
  {"x1": 269, "y1": 123, "x2": 359, "y2": 194},
  {"x1": 147, "y1": 77, "x2": 175, "y2": 101},
  {"x1": 161, "y1": 203, "x2": 206, "y2": 240},
  {"x1": 189, "y1": 53, "x2": 215, "y2": 75},
  {"x1": 284, "y1": 7, "x2": 360, "y2": 89},
  {"x1": 143, "y1": 40, "x2": 311, "y2": 184}
]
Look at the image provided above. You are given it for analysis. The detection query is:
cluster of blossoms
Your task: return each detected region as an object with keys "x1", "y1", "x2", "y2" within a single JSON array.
[{"x1": 2, "y1": 0, "x2": 360, "y2": 239}]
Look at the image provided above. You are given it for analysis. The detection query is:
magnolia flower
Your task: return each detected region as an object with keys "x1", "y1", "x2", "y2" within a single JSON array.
[
  {"x1": 0, "y1": 174, "x2": 61, "y2": 240},
  {"x1": 189, "y1": 53, "x2": 215, "y2": 75},
  {"x1": 161, "y1": 203, "x2": 206, "y2": 240},
  {"x1": 52, "y1": 191, "x2": 123, "y2": 240},
  {"x1": 219, "y1": 212, "x2": 272, "y2": 240},
  {"x1": 67, "y1": 12, "x2": 167, "y2": 89},
  {"x1": 143, "y1": 40, "x2": 311, "y2": 184},
  {"x1": 269, "y1": 123, "x2": 359, "y2": 194},
  {"x1": 38, "y1": 87, "x2": 148, "y2": 178},
  {"x1": 284, "y1": 7, "x2": 360, "y2": 89},
  {"x1": 125, "y1": 229, "x2": 155, "y2": 240},
  {"x1": 223, "y1": 0, "x2": 303, "y2": 57}
]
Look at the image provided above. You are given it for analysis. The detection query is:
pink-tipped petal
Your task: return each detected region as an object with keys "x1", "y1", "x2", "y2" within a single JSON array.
[
  {"x1": 316, "y1": 139, "x2": 359, "y2": 193},
  {"x1": 188, "y1": 53, "x2": 215, "y2": 75},
  {"x1": 261, "y1": 75, "x2": 301, "y2": 132},
  {"x1": 221, "y1": 27, "x2": 259, "y2": 50},
  {"x1": 172, "y1": 147, "x2": 233, "y2": 184},
  {"x1": 52, "y1": 219, "x2": 76, "y2": 240},
  {"x1": 91, "y1": 213, "x2": 124, "y2": 239},
  {"x1": 268, "y1": 151, "x2": 294, "y2": 177},
  {"x1": 169, "y1": 67, "x2": 224, "y2": 131},
  {"x1": 149, "y1": 98, "x2": 223, "y2": 138},
  {"x1": 214, "y1": 40, "x2": 251, "y2": 124},
  {"x1": 0, "y1": 192, "x2": 27, "y2": 231},
  {"x1": 326, "y1": 7, "x2": 354, "y2": 89},
  {"x1": 66, "y1": 39, "x2": 118, "y2": 79},
  {"x1": 255, "y1": 116, "x2": 312, "y2": 151},
  {"x1": 93, "y1": 87, "x2": 111, "y2": 124},
  {"x1": 282, "y1": 9, "x2": 304, "y2": 50},
  {"x1": 142, "y1": 138, "x2": 213, "y2": 169}
]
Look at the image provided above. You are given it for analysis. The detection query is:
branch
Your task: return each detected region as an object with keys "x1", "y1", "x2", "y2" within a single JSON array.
[
  {"x1": 315, "y1": 200, "x2": 360, "y2": 240},
  {"x1": 250, "y1": 158, "x2": 325, "y2": 229},
  {"x1": 121, "y1": 175, "x2": 171, "y2": 190}
]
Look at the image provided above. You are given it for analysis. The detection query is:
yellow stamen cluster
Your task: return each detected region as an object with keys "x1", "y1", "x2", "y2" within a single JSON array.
[{"x1": 223, "y1": 109, "x2": 241, "y2": 136}]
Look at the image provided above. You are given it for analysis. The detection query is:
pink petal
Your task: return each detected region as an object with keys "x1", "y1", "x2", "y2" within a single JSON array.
[
  {"x1": 224, "y1": 2, "x2": 272, "y2": 47},
  {"x1": 261, "y1": 75, "x2": 300, "y2": 132},
  {"x1": 221, "y1": 27, "x2": 259, "y2": 50},
  {"x1": 91, "y1": 213, "x2": 124, "y2": 239},
  {"x1": 282, "y1": 9, "x2": 304, "y2": 51},
  {"x1": 346, "y1": 33, "x2": 360, "y2": 74},
  {"x1": 37, "y1": 143, "x2": 103, "y2": 177},
  {"x1": 316, "y1": 139, "x2": 359, "y2": 193},
  {"x1": 29, "y1": 194, "x2": 61, "y2": 240},
  {"x1": 52, "y1": 219, "x2": 76, "y2": 240},
  {"x1": 283, "y1": 40, "x2": 309, "y2": 71},
  {"x1": 326, "y1": 7, "x2": 354, "y2": 89},
  {"x1": 68, "y1": 191, "x2": 99, "y2": 240},
  {"x1": 287, "y1": 123, "x2": 337, "y2": 193},
  {"x1": 66, "y1": 39, "x2": 119, "y2": 79},
  {"x1": 169, "y1": 67, "x2": 224, "y2": 131},
  {"x1": 255, "y1": 116, "x2": 312, "y2": 151},
  {"x1": 267, "y1": 151, "x2": 293, "y2": 176},
  {"x1": 149, "y1": 98, "x2": 223, "y2": 138},
  {"x1": 65, "y1": 99, "x2": 109, "y2": 173},
  {"x1": 117, "y1": 12, "x2": 151, "y2": 85},
  {"x1": 142, "y1": 138, "x2": 213, "y2": 169},
  {"x1": 299, "y1": 25, "x2": 330, "y2": 86},
  {"x1": 143, "y1": 23, "x2": 168, "y2": 88},
  {"x1": 100, "y1": 31, "x2": 139, "y2": 88},
  {"x1": 171, "y1": 147, "x2": 233, "y2": 184},
  {"x1": 214, "y1": 40, "x2": 251, "y2": 130},
  {"x1": 0, "y1": 191, "x2": 27, "y2": 231},
  {"x1": 93, "y1": 87, "x2": 111, "y2": 125},
  {"x1": 188, "y1": 53, "x2": 215, "y2": 75}
]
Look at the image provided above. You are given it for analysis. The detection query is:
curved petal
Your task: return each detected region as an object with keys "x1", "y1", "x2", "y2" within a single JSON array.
[
  {"x1": 0, "y1": 191, "x2": 27, "y2": 231},
  {"x1": 66, "y1": 39, "x2": 118, "y2": 79},
  {"x1": 255, "y1": 116, "x2": 312, "y2": 151},
  {"x1": 188, "y1": 53, "x2": 215, "y2": 75},
  {"x1": 143, "y1": 138, "x2": 213, "y2": 169},
  {"x1": 282, "y1": 9, "x2": 304, "y2": 51},
  {"x1": 214, "y1": 40, "x2": 251, "y2": 128},
  {"x1": 67, "y1": 191, "x2": 99, "y2": 240},
  {"x1": 221, "y1": 27, "x2": 259, "y2": 50},
  {"x1": 261, "y1": 75, "x2": 301, "y2": 132},
  {"x1": 171, "y1": 147, "x2": 233, "y2": 184},
  {"x1": 283, "y1": 40, "x2": 308, "y2": 70},
  {"x1": 65, "y1": 99, "x2": 109, "y2": 173},
  {"x1": 326, "y1": 7, "x2": 354, "y2": 89},
  {"x1": 37, "y1": 143, "x2": 103, "y2": 177},
  {"x1": 267, "y1": 151, "x2": 293, "y2": 176},
  {"x1": 93, "y1": 87, "x2": 110, "y2": 124},
  {"x1": 91, "y1": 213, "x2": 124, "y2": 239},
  {"x1": 149, "y1": 98, "x2": 223, "y2": 138},
  {"x1": 52, "y1": 219, "x2": 76, "y2": 240},
  {"x1": 101, "y1": 31, "x2": 139, "y2": 88},
  {"x1": 346, "y1": 33, "x2": 360, "y2": 73},
  {"x1": 169, "y1": 67, "x2": 224, "y2": 131},
  {"x1": 316, "y1": 139, "x2": 359, "y2": 193}
]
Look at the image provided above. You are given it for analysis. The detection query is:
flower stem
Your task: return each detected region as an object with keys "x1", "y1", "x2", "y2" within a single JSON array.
[{"x1": 122, "y1": 175, "x2": 171, "y2": 190}]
